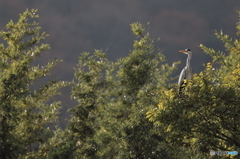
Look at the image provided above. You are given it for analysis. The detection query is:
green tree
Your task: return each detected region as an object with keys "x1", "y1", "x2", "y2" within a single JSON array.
[
  {"x1": 0, "y1": 9, "x2": 68, "y2": 158},
  {"x1": 147, "y1": 12, "x2": 240, "y2": 158},
  {"x1": 65, "y1": 22, "x2": 178, "y2": 158}
]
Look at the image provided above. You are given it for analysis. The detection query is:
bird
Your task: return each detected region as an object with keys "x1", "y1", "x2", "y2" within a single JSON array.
[{"x1": 178, "y1": 48, "x2": 193, "y2": 94}]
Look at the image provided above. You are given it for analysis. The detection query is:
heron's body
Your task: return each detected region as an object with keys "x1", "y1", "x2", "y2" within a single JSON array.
[{"x1": 178, "y1": 48, "x2": 193, "y2": 93}]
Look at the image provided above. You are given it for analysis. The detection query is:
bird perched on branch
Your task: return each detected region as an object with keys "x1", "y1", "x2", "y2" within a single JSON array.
[{"x1": 178, "y1": 48, "x2": 193, "y2": 94}]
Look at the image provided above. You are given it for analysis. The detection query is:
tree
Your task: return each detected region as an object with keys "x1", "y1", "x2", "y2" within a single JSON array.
[
  {"x1": 0, "y1": 9, "x2": 68, "y2": 158},
  {"x1": 65, "y1": 22, "x2": 178, "y2": 158},
  {"x1": 146, "y1": 12, "x2": 240, "y2": 158}
]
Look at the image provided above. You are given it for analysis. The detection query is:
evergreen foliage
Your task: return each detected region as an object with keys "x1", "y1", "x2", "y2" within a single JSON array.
[{"x1": 0, "y1": 9, "x2": 68, "y2": 158}]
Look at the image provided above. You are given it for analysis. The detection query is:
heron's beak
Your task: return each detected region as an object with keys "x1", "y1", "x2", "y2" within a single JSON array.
[{"x1": 179, "y1": 50, "x2": 188, "y2": 54}]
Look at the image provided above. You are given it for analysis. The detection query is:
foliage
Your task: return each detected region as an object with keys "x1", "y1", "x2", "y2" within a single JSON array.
[
  {"x1": 0, "y1": 9, "x2": 68, "y2": 159},
  {"x1": 146, "y1": 12, "x2": 240, "y2": 158},
  {"x1": 65, "y1": 22, "x2": 178, "y2": 158}
]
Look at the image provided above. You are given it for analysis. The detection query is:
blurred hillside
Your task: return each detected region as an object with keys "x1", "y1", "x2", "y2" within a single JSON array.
[{"x1": 0, "y1": 0, "x2": 239, "y2": 127}]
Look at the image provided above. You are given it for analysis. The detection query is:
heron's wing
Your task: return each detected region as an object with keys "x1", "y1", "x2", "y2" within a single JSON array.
[{"x1": 178, "y1": 67, "x2": 186, "y2": 87}]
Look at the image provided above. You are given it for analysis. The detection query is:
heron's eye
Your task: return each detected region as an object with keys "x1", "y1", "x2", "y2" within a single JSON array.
[{"x1": 186, "y1": 48, "x2": 191, "y2": 51}]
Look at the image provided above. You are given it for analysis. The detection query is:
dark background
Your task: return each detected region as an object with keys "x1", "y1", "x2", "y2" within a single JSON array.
[{"x1": 1, "y1": 0, "x2": 239, "y2": 127}]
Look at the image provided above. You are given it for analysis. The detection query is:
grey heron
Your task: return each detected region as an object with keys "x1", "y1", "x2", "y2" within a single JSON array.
[{"x1": 178, "y1": 48, "x2": 193, "y2": 94}]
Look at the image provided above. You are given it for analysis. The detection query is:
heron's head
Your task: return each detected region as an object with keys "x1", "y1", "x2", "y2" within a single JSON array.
[{"x1": 179, "y1": 48, "x2": 192, "y2": 55}]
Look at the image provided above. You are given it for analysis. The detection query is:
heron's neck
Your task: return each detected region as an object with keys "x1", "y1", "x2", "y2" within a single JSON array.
[{"x1": 186, "y1": 54, "x2": 191, "y2": 67}]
